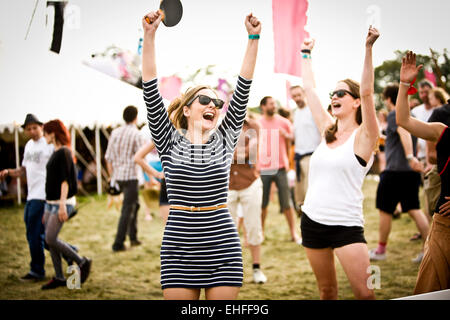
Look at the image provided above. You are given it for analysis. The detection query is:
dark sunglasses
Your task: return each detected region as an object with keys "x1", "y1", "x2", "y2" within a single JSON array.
[
  {"x1": 186, "y1": 94, "x2": 225, "y2": 109},
  {"x1": 329, "y1": 89, "x2": 358, "y2": 99}
]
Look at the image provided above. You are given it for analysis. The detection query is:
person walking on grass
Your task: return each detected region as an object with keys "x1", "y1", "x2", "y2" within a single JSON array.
[
  {"x1": 258, "y1": 96, "x2": 302, "y2": 245},
  {"x1": 0, "y1": 114, "x2": 76, "y2": 282},
  {"x1": 394, "y1": 51, "x2": 450, "y2": 294},
  {"x1": 299, "y1": 27, "x2": 380, "y2": 300},
  {"x1": 141, "y1": 10, "x2": 260, "y2": 300},
  {"x1": 41, "y1": 120, "x2": 91, "y2": 290},
  {"x1": 105, "y1": 105, "x2": 146, "y2": 252},
  {"x1": 368, "y1": 83, "x2": 430, "y2": 264}
]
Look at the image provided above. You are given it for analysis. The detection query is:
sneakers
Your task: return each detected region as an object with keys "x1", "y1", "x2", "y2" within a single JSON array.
[
  {"x1": 79, "y1": 257, "x2": 92, "y2": 283},
  {"x1": 41, "y1": 277, "x2": 66, "y2": 290},
  {"x1": 253, "y1": 268, "x2": 267, "y2": 284},
  {"x1": 20, "y1": 273, "x2": 45, "y2": 282},
  {"x1": 369, "y1": 248, "x2": 386, "y2": 261},
  {"x1": 412, "y1": 252, "x2": 424, "y2": 263},
  {"x1": 112, "y1": 244, "x2": 126, "y2": 252}
]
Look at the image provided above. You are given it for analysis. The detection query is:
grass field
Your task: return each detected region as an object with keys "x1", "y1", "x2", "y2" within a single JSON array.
[{"x1": 0, "y1": 177, "x2": 425, "y2": 300}]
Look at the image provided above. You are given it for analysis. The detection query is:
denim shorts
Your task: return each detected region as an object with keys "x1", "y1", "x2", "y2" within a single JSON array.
[{"x1": 44, "y1": 203, "x2": 75, "y2": 215}]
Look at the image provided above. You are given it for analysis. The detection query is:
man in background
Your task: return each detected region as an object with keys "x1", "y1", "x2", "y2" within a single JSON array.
[{"x1": 105, "y1": 106, "x2": 146, "y2": 252}]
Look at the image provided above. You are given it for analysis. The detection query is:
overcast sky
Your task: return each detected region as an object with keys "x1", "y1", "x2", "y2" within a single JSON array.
[{"x1": 1, "y1": 0, "x2": 449, "y2": 120}]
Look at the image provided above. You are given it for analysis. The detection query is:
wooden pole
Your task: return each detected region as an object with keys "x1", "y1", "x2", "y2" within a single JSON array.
[
  {"x1": 95, "y1": 125, "x2": 102, "y2": 195},
  {"x1": 14, "y1": 124, "x2": 21, "y2": 205}
]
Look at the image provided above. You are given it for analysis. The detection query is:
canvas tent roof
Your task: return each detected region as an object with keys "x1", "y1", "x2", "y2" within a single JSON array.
[{"x1": 0, "y1": 40, "x2": 148, "y2": 133}]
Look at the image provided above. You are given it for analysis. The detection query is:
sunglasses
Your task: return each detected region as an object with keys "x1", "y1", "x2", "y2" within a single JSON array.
[
  {"x1": 186, "y1": 94, "x2": 225, "y2": 109},
  {"x1": 329, "y1": 89, "x2": 358, "y2": 99}
]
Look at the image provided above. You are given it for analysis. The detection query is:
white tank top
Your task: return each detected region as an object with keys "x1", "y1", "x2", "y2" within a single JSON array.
[{"x1": 301, "y1": 129, "x2": 373, "y2": 227}]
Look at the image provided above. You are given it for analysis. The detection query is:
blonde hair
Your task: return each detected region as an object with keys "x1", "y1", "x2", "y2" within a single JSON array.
[
  {"x1": 167, "y1": 85, "x2": 216, "y2": 130},
  {"x1": 430, "y1": 87, "x2": 450, "y2": 105}
]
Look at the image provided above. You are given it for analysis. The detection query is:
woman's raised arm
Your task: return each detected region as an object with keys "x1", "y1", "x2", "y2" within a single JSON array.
[
  {"x1": 239, "y1": 13, "x2": 261, "y2": 80},
  {"x1": 142, "y1": 11, "x2": 163, "y2": 82},
  {"x1": 396, "y1": 51, "x2": 446, "y2": 142},
  {"x1": 300, "y1": 39, "x2": 334, "y2": 134}
]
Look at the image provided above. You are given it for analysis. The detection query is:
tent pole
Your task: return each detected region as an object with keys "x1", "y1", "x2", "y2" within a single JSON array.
[
  {"x1": 14, "y1": 124, "x2": 21, "y2": 205},
  {"x1": 71, "y1": 126, "x2": 76, "y2": 152},
  {"x1": 95, "y1": 125, "x2": 102, "y2": 195}
]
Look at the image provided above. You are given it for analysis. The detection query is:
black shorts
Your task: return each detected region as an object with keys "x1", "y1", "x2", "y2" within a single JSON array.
[
  {"x1": 300, "y1": 213, "x2": 367, "y2": 249},
  {"x1": 159, "y1": 179, "x2": 169, "y2": 206},
  {"x1": 376, "y1": 171, "x2": 421, "y2": 214}
]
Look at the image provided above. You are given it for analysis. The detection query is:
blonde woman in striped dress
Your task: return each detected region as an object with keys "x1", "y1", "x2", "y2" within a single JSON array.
[{"x1": 141, "y1": 10, "x2": 260, "y2": 300}]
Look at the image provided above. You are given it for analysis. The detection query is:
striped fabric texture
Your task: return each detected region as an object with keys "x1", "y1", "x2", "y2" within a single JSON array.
[{"x1": 143, "y1": 76, "x2": 252, "y2": 289}]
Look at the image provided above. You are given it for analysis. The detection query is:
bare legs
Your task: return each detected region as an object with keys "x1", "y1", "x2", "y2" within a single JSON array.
[
  {"x1": 305, "y1": 243, "x2": 375, "y2": 300},
  {"x1": 163, "y1": 287, "x2": 240, "y2": 300}
]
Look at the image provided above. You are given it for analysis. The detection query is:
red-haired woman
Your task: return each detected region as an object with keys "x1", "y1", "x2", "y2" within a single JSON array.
[{"x1": 41, "y1": 119, "x2": 92, "y2": 290}]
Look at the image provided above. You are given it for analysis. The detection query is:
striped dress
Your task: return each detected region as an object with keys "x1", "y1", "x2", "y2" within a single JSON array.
[{"x1": 143, "y1": 76, "x2": 252, "y2": 289}]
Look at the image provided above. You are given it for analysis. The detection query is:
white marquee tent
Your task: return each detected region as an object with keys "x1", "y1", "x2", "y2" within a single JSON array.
[{"x1": 0, "y1": 38, "x2": 149, "y2": 203}]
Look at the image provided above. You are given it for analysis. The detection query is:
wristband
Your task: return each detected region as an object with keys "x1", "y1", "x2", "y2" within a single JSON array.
[
  {"x1": 406, "y1": 154, "x2": 414, "y2": 161},
  {"x1": 400, "y1": 77, "x2": 418, "y2": 95},
  {"x1": 302, "y1": 53, "x2": 311, "y2": 59},
  {"x1": 249, "y1": 34, "x2": 260, "y2": 40},
  {"x1": 400, "y1": 81, "x2": 410, "y2": 87},
  {"x1": 301, "y1": 49, "x2": 311, "y2": 54}
]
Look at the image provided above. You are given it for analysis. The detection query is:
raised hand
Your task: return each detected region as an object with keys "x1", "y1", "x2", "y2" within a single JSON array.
[
  {"x1": 400, "y1": 51, "x2": 423, "y2": 83},
  {"x1": 301, "y1": 38, "x2": 315, "y2": 51},
  {"x1": 365, "y1": 26, "x2": 380, "y2": 47},
  {"x1": 245, "y1": 13, "x2": 261, "y2": 35},
  {"x1": 143, "y1": 10, "x2": 163, "y2": 36}
]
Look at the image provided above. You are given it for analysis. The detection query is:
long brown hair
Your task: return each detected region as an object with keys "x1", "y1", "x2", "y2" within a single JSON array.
[
  {"x1": 167, "y1": 85, "x2": 216, "y2": 130},
  {"x1": 325, "y1": 79, "x2": 362, "y2": 144}
]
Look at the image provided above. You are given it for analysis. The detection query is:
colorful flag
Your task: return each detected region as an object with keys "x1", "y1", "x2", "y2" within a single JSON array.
[
  {"x1": 272, "y1": 0, "x2": 309, "y2": 77},
  {"x1": 424, "y1": 69, "x2": 437, "y2": 87},
  {"x1": 159, "y1": 76, "x2": 182, "y2": 101}
]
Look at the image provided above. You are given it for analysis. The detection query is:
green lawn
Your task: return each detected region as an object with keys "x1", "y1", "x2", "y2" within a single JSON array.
[{"x1": 0, "y1": 177, "x2": 424, "y2": 299}]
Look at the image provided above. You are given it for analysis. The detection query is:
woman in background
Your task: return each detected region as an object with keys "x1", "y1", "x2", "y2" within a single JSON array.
[{"x1": 41, "y1": 119, "x2": 92, "y2": 290}]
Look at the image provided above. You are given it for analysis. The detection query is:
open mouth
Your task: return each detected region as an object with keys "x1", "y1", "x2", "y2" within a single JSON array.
[
  {"x1": 203, "y1": 111, "x2": 215, "y2": 121},
  {"x1": 332, "y1": 102, "x2": 341, "y2": 109}
]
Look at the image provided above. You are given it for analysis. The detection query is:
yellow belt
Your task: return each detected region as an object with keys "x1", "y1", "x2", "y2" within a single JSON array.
[{"x1": 170, "y1": 204, "x2": 227, "y2": 212}]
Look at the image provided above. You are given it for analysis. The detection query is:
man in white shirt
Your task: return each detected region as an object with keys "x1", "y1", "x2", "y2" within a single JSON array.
[
  {"x1": 290, "y1": 85, "x2": 321, "y2": 214},
  {"x1": 410, "y1": 80, "x2": 435, "y2": 227},
  {"x1": 411, "y1": 80, "x2": 434, "y2": 162},
  {"x1": 0, "y1": 114, "x2": 54, "y2": 281}
]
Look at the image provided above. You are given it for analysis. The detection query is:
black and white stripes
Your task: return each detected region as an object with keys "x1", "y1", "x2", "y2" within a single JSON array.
[{"x1": 143, "y1": 76, "x2": 252, "y2": 289}]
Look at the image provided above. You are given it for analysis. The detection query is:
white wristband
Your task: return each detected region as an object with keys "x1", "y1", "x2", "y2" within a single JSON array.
[
  {"x1": 406, "y1": 154, "x2": 414, "y2": 160},
  {"x1": 400, "y1": 81, "x2": 410, "y2": 87}
]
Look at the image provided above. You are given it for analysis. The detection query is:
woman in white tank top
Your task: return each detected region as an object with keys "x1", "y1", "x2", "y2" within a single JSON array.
[{"x1": 299, "y1": 27, "x2": 380, "y2": 300}]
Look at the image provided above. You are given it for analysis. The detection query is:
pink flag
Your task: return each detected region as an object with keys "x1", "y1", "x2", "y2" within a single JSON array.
[
  {"x1": 424, "y1": 69, "x2": 437, "y2": 87},
  {"x1": 272, "y1": 0, "x2": 309, "y2": 77},
  {"x1": 159, "y1": 76, "x2": 182, "y2": 101},
  {"x1": 286, "y1": 80, "x2": 292, "y2": 107}
]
